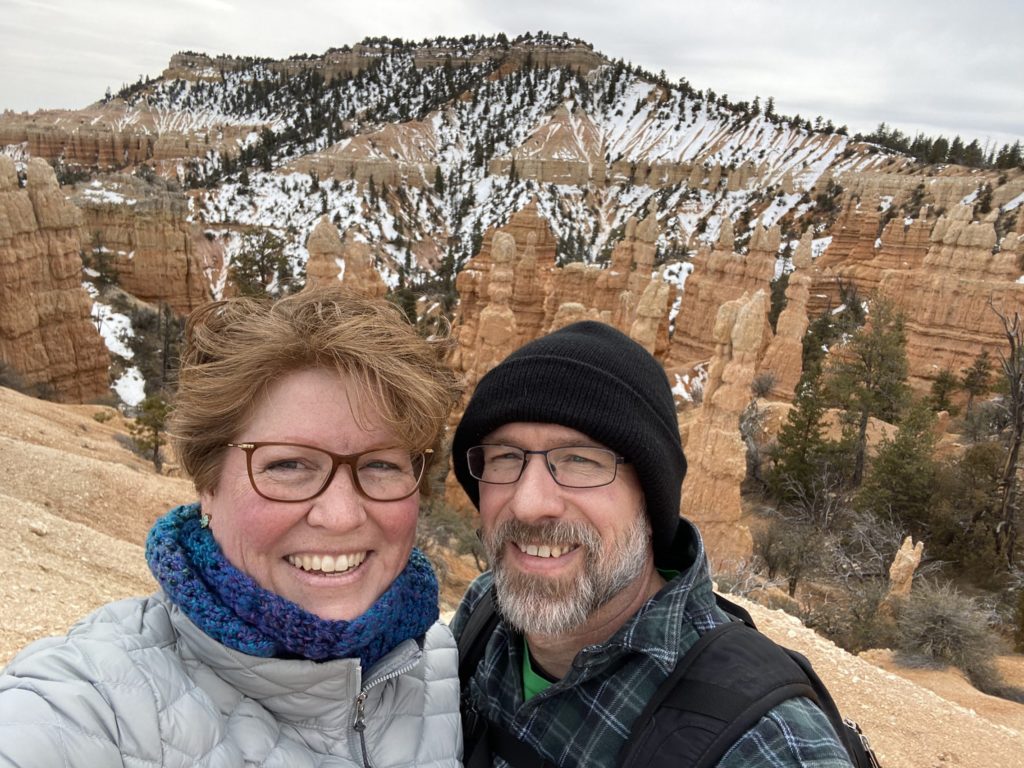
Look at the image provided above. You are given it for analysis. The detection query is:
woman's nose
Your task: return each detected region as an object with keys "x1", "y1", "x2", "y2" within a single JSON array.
[{"x1": 305, "y1": 466, "x2": 368, "y2": 529}]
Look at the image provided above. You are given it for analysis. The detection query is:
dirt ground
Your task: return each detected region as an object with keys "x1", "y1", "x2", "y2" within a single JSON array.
[{"x1": 1, "y1": 385, "x2": 1022, "y2": 767}]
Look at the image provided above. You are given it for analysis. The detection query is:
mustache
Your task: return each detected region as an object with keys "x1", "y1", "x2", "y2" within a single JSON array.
[{"x1": 482, "y1": 518, "x2": 602, "y2": 559}]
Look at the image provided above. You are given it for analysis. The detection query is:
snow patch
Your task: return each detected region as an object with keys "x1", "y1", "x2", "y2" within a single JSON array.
[
  {"x1": 113, "y1": 368, "x2": 146, "y2": 407},
  {"x1": 90, "y1": 301, "x2": 134, "y2": 359},
  {"x1": 1002, "y1": 191, "x2": 1024, "y2": 212}
]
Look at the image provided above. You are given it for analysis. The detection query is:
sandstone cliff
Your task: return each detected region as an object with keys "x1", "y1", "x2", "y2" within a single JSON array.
[
  {"x1": 0, "y1": 106, "x2": 258, "y2": 176},
  {"x1": 164, "y1": 39, "x2": 605, "y2": 85},
  {"x1": 0, "y1": 157, "x2": 109, "y2": 401},
  {"x1": 680, "y1": 290, "x2": 771, "y2": 563},
  {"x1": 806, "y1": 171, "x2": 1024, "y2": 393},
  {"x1": 72, "y1": 175, "x2": 213, "y2": 314},
  {"x1": 668, "y1": 222, "x2": 778, "y2": 373}
]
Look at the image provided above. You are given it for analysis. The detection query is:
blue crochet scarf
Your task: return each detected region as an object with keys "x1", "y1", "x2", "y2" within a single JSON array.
[{"x1": 145, "y1": 503, "x2": 439, "y2": 666}]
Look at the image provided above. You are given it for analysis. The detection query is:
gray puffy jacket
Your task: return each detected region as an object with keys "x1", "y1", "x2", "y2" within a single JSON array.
[{"x1": 0, "y1": 593, "x2": 462, "y2": 767}]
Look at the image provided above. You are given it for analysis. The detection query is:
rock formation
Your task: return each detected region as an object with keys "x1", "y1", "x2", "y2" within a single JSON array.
[
  {"x1": 164, "y1": 40, "x2": 606, "y2": 86},
  {"x1": 804, "y1": 178, "x2": 1024, "y2": 394},
  {"x1": 879, "y1": 204, "x2": 1024, "y2": 392},
  {"x1": 0, "y1": 107, "x2": 257, "y2": 176},
  {"x1": 72, "y1": 175, "x2": 212, "y2": 314},
  {"x1": 305, "y1": 216, "x2": 388, "y2": 297},
  {"x1": 680, "y1": 290, "x2": 772, "y2": 565},
  {"x1": 878, "y1": 536, "x2": 925, "y2": 621},
  {"x1": 450, "y1": 200, "x2": 676, "y2": 391},
  {"x1": 887, "y1": 536, "x2": 925, "y2": 600},
  {"x1": 669, "y1": 223, "x2": 778, "y2": 371},
  {"x1": 289, "y1": 118, "x2": 440, "y2": 187},
  {"x1": 760, "y1": 229, "x2": 814, "y2": 400},
  {"x1": 0, "y1": 157, "x2": 110, "y2": 401},
  {"x1": 472, "y1": 233, "x2": 519, "y2": 388}
]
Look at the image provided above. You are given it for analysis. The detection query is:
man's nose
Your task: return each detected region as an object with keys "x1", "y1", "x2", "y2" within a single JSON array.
[{"x1": 508, "y1": 454, "x2": 564, "y2": 522}]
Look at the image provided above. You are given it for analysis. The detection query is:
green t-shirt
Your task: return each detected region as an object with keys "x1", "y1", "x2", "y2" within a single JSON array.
[{"x1": 522, "y1": 643, "x2": 553, "y2": 700}]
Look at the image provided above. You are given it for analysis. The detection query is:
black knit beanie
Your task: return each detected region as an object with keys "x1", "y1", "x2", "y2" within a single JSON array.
[{"x1": 452, "y1": 320, "x2": 686, "y2": 565}]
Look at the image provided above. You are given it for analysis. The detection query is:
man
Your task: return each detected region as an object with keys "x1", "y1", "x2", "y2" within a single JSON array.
[{"x1": 450, "y1": 321, "x2": 854, "y2": 767}]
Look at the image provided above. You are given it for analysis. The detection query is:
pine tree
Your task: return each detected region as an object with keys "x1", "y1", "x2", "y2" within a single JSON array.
[
  {"x1": 230, "y1": 230, "x2": 291, "y2": 296},
  {"x1": 767, "y1": 371, "x2": 831, "y2": 503},
  {"x1": 130, "y1": 395, "x2": 172, "y2": 473},
  {"x1": 855, "y1": 399, "x2": 939, "y2": 529},
  {"x1": 827, "y1": 298, "x2": 909, "y2": 485},
  {"x1": 929, "y1": 368, "x2": 960, "y2": 414},
  {"x1": 961, "y1": 349, "x2": 992, "y2": 415}
]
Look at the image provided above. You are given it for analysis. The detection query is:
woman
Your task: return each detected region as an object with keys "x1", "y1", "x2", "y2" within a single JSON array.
[{"x1": 0, "y1": 287, "x2": 463, "y2": 766}]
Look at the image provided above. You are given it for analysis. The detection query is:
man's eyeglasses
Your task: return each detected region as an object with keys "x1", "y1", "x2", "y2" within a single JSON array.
[
  {"x1": 226, "y1": 442, "x2": 431, "y2": 502},
  {"x1": 466, "y1": 444, "x2": 625, "y2": 488}
]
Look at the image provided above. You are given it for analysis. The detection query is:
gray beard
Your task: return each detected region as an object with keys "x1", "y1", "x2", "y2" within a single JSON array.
[{"x1": 482, "y1": 514, "x2": 651, "y2": 636}]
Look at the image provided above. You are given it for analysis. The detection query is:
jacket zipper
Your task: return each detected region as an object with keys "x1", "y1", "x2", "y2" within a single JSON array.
[{"x1": 353, "y1": 657, "x2": 419, "y2": 768}]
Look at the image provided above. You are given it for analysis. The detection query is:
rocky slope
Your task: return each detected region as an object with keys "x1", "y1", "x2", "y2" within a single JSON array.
[{"x1": 1, "y1": 383, "x2": 1022, "y2": 768}]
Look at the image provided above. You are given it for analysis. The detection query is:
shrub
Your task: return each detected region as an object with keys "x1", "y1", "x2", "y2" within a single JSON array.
[
  {"x1": 894, "y1": 581, "x2": 1006, "y2": 693},
  {"x1": 960, "y1": 398, "x2": 1009, "y2": 442},
  {"x1": 751, "y1": 372, "x2": 776, "y2": 399},
  {"x1": 753, "y1": 515, "x2": 823, "y2": 597},
  {"x1": 801, "y1": 580, "x2": 893, "y2": 653}
]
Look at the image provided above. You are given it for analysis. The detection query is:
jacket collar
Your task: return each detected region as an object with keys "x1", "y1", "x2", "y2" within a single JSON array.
[
  {"x1": 598, "y1": 518, "x2": 717, "y2": 670},
  {"x1": 169, "y1": 599, "x2": 423, "y2": 728}
]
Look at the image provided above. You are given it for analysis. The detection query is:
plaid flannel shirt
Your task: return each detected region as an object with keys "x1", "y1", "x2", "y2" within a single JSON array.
[{"x1": 452, "y1": 519, "x2": 853, "y2": 768}]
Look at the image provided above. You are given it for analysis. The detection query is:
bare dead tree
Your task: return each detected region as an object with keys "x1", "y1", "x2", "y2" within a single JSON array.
[{"x1": 991, "y1": 303, "x2": 1024, "y2": 568}]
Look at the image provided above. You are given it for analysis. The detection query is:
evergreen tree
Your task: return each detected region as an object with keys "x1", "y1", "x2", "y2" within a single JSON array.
[
  {"x1": 130, "y1": 395, "x2": 172, "y2": 473},
  {"x1": 767, "y1": 371, "x2": 831, "y2": 503},
  {"x1": 961, "y1": 349, "x2": 993, "y2": 415},
  {"x1": 929, "y1": 368, "x2": 960, "y2": 414},
  {"x1": 991, "y1": 307, "x2": 1024, "y2": 567},
  {"x1": 768, "y1": 271, "x2": 789, "y2": 333},
  {"x1": 124, "y1": 302, "x2": 184, "y2": 396},
  {"x1": 230, "y1": 230, "x2": 292, "y2": 297},
  {"x1": 931, "y1": 441, "x2": 1007, "y2": 585},
  {"x1": 855, "y1": 399, "x2": 939, "y2": 529},
  {"x1": 827, "y1": 298, "x2": 909, "y2": 485}
]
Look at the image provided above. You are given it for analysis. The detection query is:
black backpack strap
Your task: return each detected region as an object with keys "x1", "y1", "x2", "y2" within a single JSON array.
[
  {"x1": 713, "y1": 591, "x2": 755, "y2": 627},
  {"x1": 458, "y1": 589, "x2": 558, "y2": 768},
  {"x1": 619, "y1": 596, "x2": 881, "y2": 768},
  {"x1": 781, "y1": 650, "x2": 882, "y2": 768},
  {"x1": 458, "y1": 587, "x2": 502, "y2": 685},
  {"x1": 618, "y1": 621, "x2": 822, "y2": 768},
  {"x1": 713, "y1": 594, "x2": 879, "y2": 767}
]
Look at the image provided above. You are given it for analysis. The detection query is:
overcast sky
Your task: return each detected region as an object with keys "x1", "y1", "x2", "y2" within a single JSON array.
[{"x1": 3, "y1": 0, "x2": 1022, "y2": 149}]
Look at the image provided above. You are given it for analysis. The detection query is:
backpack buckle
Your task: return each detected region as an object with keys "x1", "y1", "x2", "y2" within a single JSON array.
[{"x1": 843, "y1": 718, "x2": 883, "y2": 768}]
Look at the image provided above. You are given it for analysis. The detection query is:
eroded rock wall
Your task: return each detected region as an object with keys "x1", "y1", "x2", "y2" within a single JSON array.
[
  {"x1": 72, "y1": 176, "x2": 212, "y2": 314},
  {"x1": 0, "y1": 158, "x2": 109, "y2": 401},
  {"x1": 668, "y1": 224, "x2": 778, "y2": 371}
]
